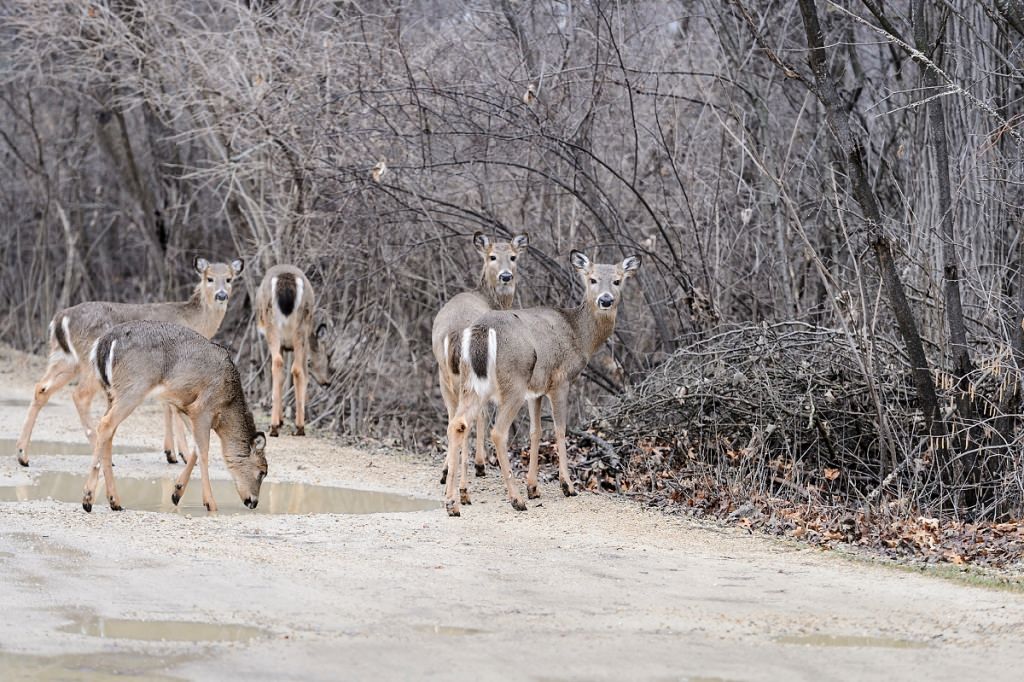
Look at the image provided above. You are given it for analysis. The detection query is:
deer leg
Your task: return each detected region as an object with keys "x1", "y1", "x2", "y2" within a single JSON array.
[
  {"x1": 490, "y1": 400, "x2": 527, "y2": 512},
  {"x1": 269, "y1": 350, "x2": 285, "y2": 437},
  {"x1": 70, "y1": 377, "x2": 99, "y2": 449},
  {"x1": 292, "y1": 348, "x2": 308, "y2": 436},
  {"x1": 438, "y1": 367, "x2": 457, "y2": 485},
  {"x1": 473, "y1": 410, "x2": 487, "y2": 477},
  {"x1": 172, "y1": 412, "x2": 190, "y2": 464},
  {"x1": 458, "y1": 418, "x2": 473, "y2": 505},
  {"x1": 525, "y1": 396, "x2": 543, "y2": 499},
  {"x1": 83, "y1": 394, "x2": 141, "y2": 512},
  {"x1": 171, "y1": 414, "x2": 199, "y2": 506},
  {"x1": 549, "y1": 389, "x2": 578, "y2": 497},
  {"x1": 162, "y1": 406, "x2": 176, "y2": 463},
  {"x1": 445, "y1": 392, "x2": 481, "y2": 517},
  {"x1": 190, "y1": 418, "x2": 216, "y2": 512},
  {"x1": 16, "y1": 359, "x2": 77, "y2": 466}
]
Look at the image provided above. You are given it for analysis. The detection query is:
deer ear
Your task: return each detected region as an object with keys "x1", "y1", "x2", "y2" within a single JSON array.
[
  {"x1": 253, "y1": 432, "x2": 266, "y2": 451},
  {"x1": 194, "y1": 257, "x2": 209, "y2": 274},
  {"x1": 473, "y1": 232, "x2": 490, "y2": 254},
  {"x1": 511, "y1": 233, "x2": 529, "y2": 250},
  {"x1": 570, "y1": 250, "x2": 590, "y2": 272},
  {"x1": 621, "y1": 255, "x2": 641, "y2": 278},
  {"x1": 230, "y1": 258, "x2": 245, "y2": 275}
]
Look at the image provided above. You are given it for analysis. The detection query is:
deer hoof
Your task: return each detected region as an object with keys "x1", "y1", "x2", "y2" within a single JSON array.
[
  {"x1": 269, "y1": 424, "x2": 280, "y2": 437},
  {"x1": 475, "y1": 463, "x2": 486, "y2": 477},
  {"x1": 171, "y1": 492, "x2": 181, "y2": 506},
  {"x1": 17, "y1": 448, "x2": 29, "y2": 467},
  {"x1": 445, "y1": 500, "x2": 461, "y2": 517},
  {"x1": 439, "y1": 467, "x2": 448, "y2": 485},
  {"x1": 460, "y1": 488, "x2": 471, "y2": 505},
  {"x1": 177, "y1": 452, "x2": 187, "y2": 464},
  {"x1": 109, "y1": 497, "x2": 123, "y2": 512},
  {"x1": 527, "y1": 485, "x2": 540, "y2": 499},
  {"x1": 294, "y1": 426, "x2": 305, "y2": 437},
  {"x1": 164, "y1": 449, "x2": 177, "y2": 464},
  {"x1": 561, "y1": 481, "x2": 577, "y2": 497},
  {"x1": 511, "y1": 498, "x2": 527, "y2": 512},
  {"x1": 82, "y1": 501, "x2": 92, "y2": 513}
]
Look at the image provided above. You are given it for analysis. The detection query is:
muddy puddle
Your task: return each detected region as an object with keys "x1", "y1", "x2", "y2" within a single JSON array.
[
  {"x1": 60, "y1": 613, "x2": 268, "y2": 643},
  {"x1": 776, "y1": 633, "x2": 927, "y2": 649},
  {"x1": 0, "y1": 398, "x2": 34, "y2": 407},
  {"x1": 0, "y1": 438, "x2": 145, "y2": 457},
  {"x1": 0, "y1": 471, "x2": 439, "y2": 515},
  {"x1": 0, "y1": 650, "x2": 190, "y2": 681}
]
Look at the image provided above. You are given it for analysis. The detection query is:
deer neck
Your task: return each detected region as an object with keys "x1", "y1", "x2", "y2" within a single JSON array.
[
  {"x1": 181, "y1": 286, "x2": 227, "y2": 339},
  {"x1": 215, "y1": 395, "x2": 257, "y2": 457},
  {"x1": 566, "y1": 304, "x2": 617, "y2": 358},
  {"x1": 477, "y1": 275, "x2": 514, "y2": 310}
]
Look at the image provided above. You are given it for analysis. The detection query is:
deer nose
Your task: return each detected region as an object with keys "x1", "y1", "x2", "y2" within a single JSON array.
[
  {"x1": 215, "y1": 290, "x2": 228, "y2": 302},
  {"x1": 498, "y1": 271, "x2": 513, "y2": 283},
  {"x1": 597, "y1": 293, "x2": 615, "y2": 309}
]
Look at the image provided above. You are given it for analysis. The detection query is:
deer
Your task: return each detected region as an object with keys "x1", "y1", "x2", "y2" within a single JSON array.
[
  {"x1": 442, "y1": 250, "x2": 641, "y2": 516},
  {"x1": 14, "y1": 256, "x2": 244, "y2": 468},
  {"x1": 83, "y1": 320, "x2": 267, "y2": 513},
  {"x1": 431, "y1": 231, "x2": 531, "y2": 491},
  {"x1": 255, "y1": 265, "x2": 333, "y2": 437}
]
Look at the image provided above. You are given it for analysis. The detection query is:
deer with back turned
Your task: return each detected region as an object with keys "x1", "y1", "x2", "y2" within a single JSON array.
[
  {"x1": 432, "y1": 231, "x2": 532, "y2": 495},
  {"x1": 442, "y1": 250, "x2": 641, "y2": 516},
  {"x1": 255, "y1": 265, "x2": 333, "y2": 437},
  {"x1": 15, "y1": 256, "x2": 244, "y2": 467}
]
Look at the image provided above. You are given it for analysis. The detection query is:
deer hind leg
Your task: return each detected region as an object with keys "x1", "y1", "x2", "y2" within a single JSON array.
[
  {"x1": 525, "y1": 396, "x2": 543, "y2": 499},
  {"x1": 444, "y1": 391, "x2": 483, "y2": 517},
  {"x1": 71, "y1": 378, "x2": 100, "y2": 449},
  {"x1": 83, "y1": 392, "x2": 143, "y2": 512},
  {"x1": 292, "y1": 347, "x2": 308, "y2": 436},
  {"x1": 269, "y1": 348, "x2": 285, "y2": 437},
  {"x1": 190, "y1": 416, "x2": 217, "y2": 512},
  {"x1": 458, "y1": 417, "x2": 473, "y2": 505},
  {"x1": 172, "y1": 412, "x2": 190, "y2": 464},
  {"x1": 171, "y1": 412, "x2": 199, "y2": 506},
  {"x1": 549, "y1": 389, "x2": 578, "y2": 497},
  {"x1": 490, "y1": 398, "x2": 528, "y2": 512},
  {"x1": 16, "y1": 358, "x2": 77, "y2": 466},
  {"x1": 438, "y1": 367, "x2": 457, "y2": 486},
  {"x1": 473, "y1": 409, "x2": 488, "y2": 477},
  {"x1": 162, "y1": 406, "x2": 176, "y2": 463}
]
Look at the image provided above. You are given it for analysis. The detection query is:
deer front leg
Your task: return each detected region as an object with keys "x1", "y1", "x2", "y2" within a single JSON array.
[
  {"x1": 269, "y1": 351, "x2": 285, "y2": 437},
  {"x1": 16, "y1": 359, "x2": 76, "y2": 467},
  {"x1": 549, "y1": 389, "x2": 577, "y2": 497},
  {"x1": 190, "y1": 420, "x2": 217, "y2": 512},
  {"x1": 490, "y1": 400, "x2": 527, "y2": 512},
  {"x1": 525, "y1": 396, "x2": 543, "y2": 499},
  {"x1": 292, "y1": 349, "x2": 308, "y2": 436},
  {"x1": 162, "y1": 406, "x2": 176, "y2": 463},
  {"x1": 172, "y1": 412, "x2": 190, "y2": 464}
]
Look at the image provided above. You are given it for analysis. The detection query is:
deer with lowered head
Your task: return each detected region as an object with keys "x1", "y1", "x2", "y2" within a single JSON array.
[
  {"x1": 442, "y1": 250, "x2": 641, "y2": 516},
  {"x1": 432, "y1": 231, "x2": 531, "y2": 490},
  {"x1": 15, "y1": 256, "x2": 245, "y2": 468},
  {"x1": 84, "y1": 320, "x2": 267, "y2": 513},
  {"x1": 255, "y1": 265, "x2": 333, "y2": 437}
]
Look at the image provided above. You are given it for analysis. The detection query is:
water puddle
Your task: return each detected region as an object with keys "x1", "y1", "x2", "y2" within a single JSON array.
[
  {"x1": 0, "y1": 398, "x2": 34, "y2": 407},
  {"x1": 60, "y1": 613, "x2": 268, "y2": 643},
  {"x1": 0, "y1": 438, "x2": 145, "y2": 457},
  {"x1": 776, "y1": 634, "x2": 926, "y2": 649},
  {"x1": 0, "y1": 471, "x2": 439, "y2": 515},
  {"x1": 412, "y1": 624, "x2": 489, "y2": 636},
  {"x1": 0, "y1": 650, "x2": 190, "y2": 681}
]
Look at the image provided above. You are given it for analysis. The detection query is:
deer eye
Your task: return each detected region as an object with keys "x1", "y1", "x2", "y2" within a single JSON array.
[
  {"x1": 226, "y1": 278, "x2": 233, "y2": 284},
  {"x1": 206, "y1": 277, "x2": 214, "y2": 283},
  {"x1": 613, "y1": 279, "x2": 621, "y2": 286},
  {"x1": 510, "y1": 256, "x2": 516, "y2": 262},
  {"x1": 589, "y1": 278, "x2": 597, "y2": 285},
  {"x1": 489, "y1": 255, "x2": 497, "y2": 261}
]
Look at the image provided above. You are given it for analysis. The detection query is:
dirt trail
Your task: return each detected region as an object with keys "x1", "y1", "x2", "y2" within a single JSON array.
[{"x1": 1, "y1": 345, "x2": 1023, "y2": 681}]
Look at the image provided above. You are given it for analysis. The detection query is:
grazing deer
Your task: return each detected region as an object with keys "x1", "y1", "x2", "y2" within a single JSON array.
[
  {"x1": 15, "y1": 257, "x2": 244, "y2": 467},
  {"x1": 442, "y1": 251, "x2": 641, "y2": 516},
  {"x1": 83, "y1": 321, "x2": 267, "y2": 513},
  {"x1": 255, "y1": 265, "x2": 332, "y2": 437},
  {"x1": 432, "y1": 231, "x2": 530, "y2": 490}
]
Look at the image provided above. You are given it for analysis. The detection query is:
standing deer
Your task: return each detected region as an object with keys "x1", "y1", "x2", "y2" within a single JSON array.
[
  {"x1": 255, "y1": 265, "x2": 333, "y2": 437},
  {"x1": 84, "y1": 321, "x2": 267, "y2": 513},
  {"x1": 442, "y1": 251, "x2": 641, "y2": 516},
  {"x1": 14, "y1": 256, "x2": 244, "y2": 467},
  {"x1": 432, "y1": 231, "x2": 530, "y2": 489}
]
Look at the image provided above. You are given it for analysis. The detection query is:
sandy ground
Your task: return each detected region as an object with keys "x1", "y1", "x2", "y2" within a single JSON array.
[{"x1": 2, "y1": 346, "x2": 1024, "y2": 681}]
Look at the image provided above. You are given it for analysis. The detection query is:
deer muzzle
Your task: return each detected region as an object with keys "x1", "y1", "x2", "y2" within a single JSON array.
[{"x1": 597, "y1": 293, "x2": 615, "y2": 309}]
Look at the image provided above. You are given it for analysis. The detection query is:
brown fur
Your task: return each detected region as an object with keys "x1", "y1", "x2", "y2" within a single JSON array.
[
  {"x1": 255, "y1": 264, "x2": 332, "y2": 437},
  {"x1": 431, "y1": 232, "x2": 530, "y2": 486},
  {"x1": 81, "y1": 321, "x2": 267, "y2": 513},
  {"x1": 443, "y1": 251, "x2": 641, "y2": 515},
  {"x1": 15, "y1": 256, "x2": 244, "y2": 467}
]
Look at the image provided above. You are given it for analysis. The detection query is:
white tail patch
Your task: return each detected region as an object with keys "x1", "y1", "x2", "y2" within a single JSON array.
[
  {"x1": 105, "y1": 340, "x2": 117, "y2": 386},
  {"x1": 295, "y1": 278, "x2": 303, "y2": 310},
  {"x1": 62, "y1": 315, "x2": 77, "y2": 361}
]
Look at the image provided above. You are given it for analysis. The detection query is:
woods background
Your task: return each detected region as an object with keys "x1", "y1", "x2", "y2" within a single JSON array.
[{"x1": 4, "y1": 0, "x2": 1024, "y2": 539}]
